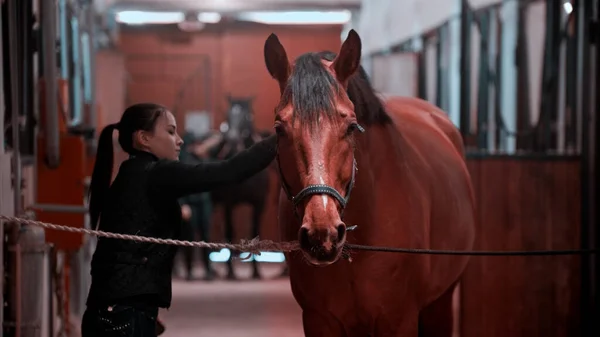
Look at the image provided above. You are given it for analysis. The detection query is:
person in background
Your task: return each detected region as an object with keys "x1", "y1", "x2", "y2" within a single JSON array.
[
  {"x1": 177, "y1": 131, "x2": 219, "y2": 281},
  {"x1": 82, "y1": 103, "x2": 277, "y2": 337}
]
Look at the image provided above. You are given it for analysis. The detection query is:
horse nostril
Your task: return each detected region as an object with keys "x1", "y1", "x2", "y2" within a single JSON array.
[
  {"x1": 299, "y1": 226, "x2": 311, "y2": 249},
  {"x1": 336, "y1": 224, "x2": 346, "y2": 242}
]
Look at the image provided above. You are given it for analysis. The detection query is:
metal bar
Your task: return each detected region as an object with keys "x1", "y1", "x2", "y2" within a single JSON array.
[
  {"x1": 448, "y1": 14, "x2": 462, "y2": 127},
  {"x1": 417, "y1": 48, "x2": 428, "y2": 100},
  {"x1": 498, "y1": 0, "x2": 518, "y2": 153},
  {"x1": 566, "y1": 3, "x2": 579, "y2": 151},
  {"x1": 576, "y1": 0, "x2": 586, "y2": 153},
  {"x1": 64, "y1": 256, "x2": 71, "y2": 337},
  {"x1": 476, "y1": 10, "x2": 490, "y2": 150},
  {"x1": 435, "y1": 27, "x2": 444, "y2": 108},
  {"x1": 514, "y1": 3, "x2": 530, "y2": 151},
  {"x1": 20, "y1": 0, "x2": 34, "y2": 157},
  {"x1": 86, "y1": 3, "x2": 97, "y2": 131},
  {"x1": 557, "y1": 11, "x2": 569, "y2": 154},
  {"x1": 535, "y1": 0, "x2": 561, "y2": 151},
  {"x1": 48, "y1": 245, "x2": 55, "y2": 337},
  {"x1": 70, "y1": 15, "x2": 83, "y2": 126},
  {"x1": 15, "y1": 243, "x2": 21, "y2": 337},
  {"x1": 59, "y1": 0, "x2": 69, "y2": 79},
  {"x1": 459, "y1": 0, "x2": 472, "y2": 141},
  {"x1": 7, "y1": 0, "x2": 22, "y2": 214},
  {"x1": 492, "y1": 9, "x2": 501, "y2": 151},
  {"x1": 488, "y1": 8, "x2": 499, "y2": 152},
  {"x1": 40, "y1": 0, "x2": 60, "y2": 167},
  {"x1": 82, "y1": 32, "x2": 93, "y2": 104},
  {"x1": 30, "y1": 203, "x2": 88, "y2": 214}
]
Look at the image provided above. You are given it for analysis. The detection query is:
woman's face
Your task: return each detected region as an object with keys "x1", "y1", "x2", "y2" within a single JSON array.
[{"x1": 138, "y1": 111, "x2": 184, "y2": 160}]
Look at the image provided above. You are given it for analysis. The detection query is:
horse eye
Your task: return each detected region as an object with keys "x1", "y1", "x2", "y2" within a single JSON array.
[{"x1": 274, "y1": 123, "x2": 285, "y2": 136}]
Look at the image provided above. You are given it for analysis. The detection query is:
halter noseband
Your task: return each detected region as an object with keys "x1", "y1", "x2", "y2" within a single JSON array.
[{"x1": 277, "y1": 156, "x2": 358, "y2": 218}]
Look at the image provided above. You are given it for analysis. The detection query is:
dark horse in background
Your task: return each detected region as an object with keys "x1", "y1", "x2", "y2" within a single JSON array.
[{"x1": 207, "y1": 95, "x2": 274, "y2": 280}]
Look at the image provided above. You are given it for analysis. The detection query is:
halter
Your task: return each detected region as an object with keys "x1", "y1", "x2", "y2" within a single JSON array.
[
  {"x1": 277, "y1": 156, "x2": 358, "y2": 219},
  {"x1": 276, "y1": 124, "x2": 365, "y2": 219}
]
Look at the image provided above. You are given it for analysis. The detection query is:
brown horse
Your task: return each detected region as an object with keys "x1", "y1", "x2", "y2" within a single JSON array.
[{"x1": 264, "y1": 30, "x2": 475, "y2": 337}]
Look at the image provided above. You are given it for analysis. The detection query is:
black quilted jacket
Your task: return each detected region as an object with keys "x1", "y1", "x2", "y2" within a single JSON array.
[{"x1": 85, "y1": 135, "x2": 277, "y2": 309}]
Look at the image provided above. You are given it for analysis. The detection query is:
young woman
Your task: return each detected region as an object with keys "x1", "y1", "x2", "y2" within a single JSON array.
[{"x1": 81, "y1": 103, "x2": 277, "y2": 337}]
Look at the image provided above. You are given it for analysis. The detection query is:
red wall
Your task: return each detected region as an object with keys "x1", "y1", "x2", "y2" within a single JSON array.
[
  {"x1": 96, "y1": 23, "x2": 343, "y2": 243},
  {"x1": 117, "y1": 23, "x2": 343, "y2": 131}
]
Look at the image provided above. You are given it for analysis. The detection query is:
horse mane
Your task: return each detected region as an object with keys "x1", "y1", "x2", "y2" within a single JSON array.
[{"x1": 276, "y1": 51, "x2": 391, "y2": 128}]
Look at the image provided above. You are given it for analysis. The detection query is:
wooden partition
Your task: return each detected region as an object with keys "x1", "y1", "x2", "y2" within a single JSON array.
[{"x1": 461, "y1": 156, "x2": 581, "y2": 337}]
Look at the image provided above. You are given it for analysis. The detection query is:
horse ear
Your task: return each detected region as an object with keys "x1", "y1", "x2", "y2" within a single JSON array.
[
  {"x1": 331, "y1": 29, "x2": 362, "y2": 85},
  {"x1": 264, "y1": 33, "x2": 290, "y2": 93}
]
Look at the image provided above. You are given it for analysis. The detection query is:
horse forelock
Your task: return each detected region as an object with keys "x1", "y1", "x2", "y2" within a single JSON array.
[
  {"x1": 276, "y1": 52, "x2": 392, "y2": 131},
  {"x1": 276, "y1": 53, "x2": 341, "y2": 131}
]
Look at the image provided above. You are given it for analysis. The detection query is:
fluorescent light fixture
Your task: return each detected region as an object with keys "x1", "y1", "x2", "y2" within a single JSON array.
[
  {"x1": 198, "y1": 12, "x2": 222, "y2": 24},
  {"x1": 237, "y1": 10, "x2": 352, "y2": 25},
  {"x1": 240, "y1": 251, "x2": 286, "y2": 263},
  {"x1": 115, "y1": 11, "x2": 185, "y2": 25},
  {"x1": 563, "y1": 2, "x2": 573, "y2": 15},
  {"x1": 209, "y1": 248, "x2": 286, "y2": 263},
  {"x1": 209, "y1": 248, "x2": 231, "y2": 262}
]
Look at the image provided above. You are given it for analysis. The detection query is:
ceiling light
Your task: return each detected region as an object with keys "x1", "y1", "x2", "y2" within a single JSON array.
[
  {"x1": 198, "y1": 12, "x2": 222, "y2": 24},
  {"x1": 115, "y1": 11, "x2": 185, "y2": 25},
  {"x1": 237, "y1": 10, "x2": 352, "y2": 25}
]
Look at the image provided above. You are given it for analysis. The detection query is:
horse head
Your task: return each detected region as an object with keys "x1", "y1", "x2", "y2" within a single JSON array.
[
  {"x1": 222, "y1": 95, "x2": 255, "y2": 143},
  {"x1": 264, "y1": 29, "x2": 365, "y2": 266}
]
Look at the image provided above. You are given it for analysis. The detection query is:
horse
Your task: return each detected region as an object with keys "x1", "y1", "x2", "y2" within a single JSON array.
[
  {"x1": 264, "y1": 30, "x2": 475, "y2": 336},
  {"x1": 208, "y1": 95, "x2": 274, "y2": 280}
]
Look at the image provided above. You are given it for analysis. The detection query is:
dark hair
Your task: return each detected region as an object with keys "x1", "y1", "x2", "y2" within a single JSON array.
[
  {"x1": 316, "y1": 51, "x2": 391, "y2": 126},
  {"x1": 88, "y1": 103, "x2": 167, "y2": 227}
]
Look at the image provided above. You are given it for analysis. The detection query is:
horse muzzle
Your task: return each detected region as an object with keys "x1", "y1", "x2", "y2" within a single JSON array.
[{"x1": 298, "y1": 224, "x2": 347, "y2": 265}]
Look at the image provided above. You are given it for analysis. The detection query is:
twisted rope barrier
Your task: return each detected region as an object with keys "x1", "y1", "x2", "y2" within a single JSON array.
[{"x1": 1, "y1": 215, "x2": 598, "y2": 256}]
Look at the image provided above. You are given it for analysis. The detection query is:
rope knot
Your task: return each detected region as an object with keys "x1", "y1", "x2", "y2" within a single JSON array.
[{"x1": 237, "y1": 237, "x2": 262, "y2": 260}]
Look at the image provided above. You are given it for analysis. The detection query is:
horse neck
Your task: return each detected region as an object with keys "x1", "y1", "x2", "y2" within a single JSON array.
[
  {"x1": 354, "y1": 123, "x2": 393, "y2": 175},
  {"x1": 348, "y1": 122, "x2": 398, "y2": 223}
]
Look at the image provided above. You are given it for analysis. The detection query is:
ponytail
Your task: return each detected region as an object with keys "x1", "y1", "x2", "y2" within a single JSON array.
[{"x1": 89, "y1": 123, "x2": 119, "y2": 228}]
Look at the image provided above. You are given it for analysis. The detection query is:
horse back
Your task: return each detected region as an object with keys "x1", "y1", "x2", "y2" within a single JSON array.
[{"x1": 385, "y1": 97, "x2": 466, "y2": 158}]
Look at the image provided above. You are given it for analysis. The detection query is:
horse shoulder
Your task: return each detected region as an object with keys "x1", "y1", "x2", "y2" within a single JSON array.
[{"x1": 381, "y1": 96, "x2": 475, "y2": 224}]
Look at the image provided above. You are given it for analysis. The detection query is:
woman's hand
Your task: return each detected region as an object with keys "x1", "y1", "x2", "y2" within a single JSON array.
[{"x1": 181, "y1": 204, "x2": 192, "y2": 221}]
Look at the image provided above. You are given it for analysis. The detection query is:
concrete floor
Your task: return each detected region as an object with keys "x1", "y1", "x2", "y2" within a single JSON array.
[{"x1": 162, "y1": 262, "x2": 304, "y2": 337}]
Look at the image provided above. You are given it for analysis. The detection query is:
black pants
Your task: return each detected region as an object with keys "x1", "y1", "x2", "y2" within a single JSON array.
[
  {"x1": 81, "y1": 304, "x2": 159, "y2": 337},
  {"x1": 181, "y1": 202, "x2": 213, "y2": 276}
]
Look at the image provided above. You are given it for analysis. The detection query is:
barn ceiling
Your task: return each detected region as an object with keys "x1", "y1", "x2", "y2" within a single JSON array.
[{"x1": 94, "y1": 0, "x2": 361, "y2": 14}]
